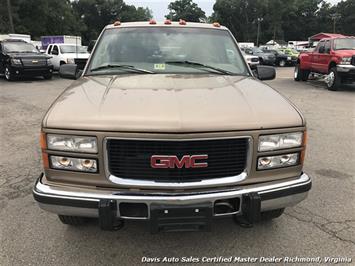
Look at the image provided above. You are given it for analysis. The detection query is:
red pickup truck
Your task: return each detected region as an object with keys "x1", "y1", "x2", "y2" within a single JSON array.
[{"x1": 294, "y1": 36, "x2": 355, "y2": 90}]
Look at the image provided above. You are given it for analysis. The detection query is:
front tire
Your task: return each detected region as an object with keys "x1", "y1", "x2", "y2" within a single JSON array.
[
  {"x1": 43, "y1": 73, "x2": 52, "y2": 80},
  {"x1": 326, "y1": 67, "x2": 341, "y2": 91},
  {"x1": 279, "y1": 59, "x2": 286, "y2": 67},
  {"x1": 4, "y1": 66, "x2": 14, "y2": 81},
  {"x1": 58, "y1": 215, "x2": 87, "y2": 226}
]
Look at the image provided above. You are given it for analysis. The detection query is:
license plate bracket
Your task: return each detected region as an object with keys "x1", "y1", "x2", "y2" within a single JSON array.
[{"x1": 150, "y1": 203, "x2": 213, "y2": 233}]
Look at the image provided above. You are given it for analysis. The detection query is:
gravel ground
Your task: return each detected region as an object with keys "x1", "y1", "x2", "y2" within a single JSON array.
[{"x1": 0, "y1": 68, "x2": 354, "y2": 266}]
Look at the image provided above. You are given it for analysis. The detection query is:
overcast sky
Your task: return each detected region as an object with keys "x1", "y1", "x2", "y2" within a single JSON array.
[{"x1": 125, "y1": 0, "x2": 341, "y2": 21}]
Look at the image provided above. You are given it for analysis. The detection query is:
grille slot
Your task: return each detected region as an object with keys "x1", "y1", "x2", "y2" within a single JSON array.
[
  {"x1": 21, "y1": 59, "x2": 47, "y2": 67},
  {"x1": 107, "y1": 138, "x2": 249, "y2": 182}
]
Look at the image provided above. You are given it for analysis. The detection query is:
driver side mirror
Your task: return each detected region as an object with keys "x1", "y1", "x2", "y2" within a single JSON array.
[
  {"x1": 319, "y1": 46, "x2": 325, "y2": 53},
  {"x1": 255, "y1": 65, "x2": 276, "y2": 80},
  {"x1": 59, "y1": 64, "x2": 82, "y2": 79}
]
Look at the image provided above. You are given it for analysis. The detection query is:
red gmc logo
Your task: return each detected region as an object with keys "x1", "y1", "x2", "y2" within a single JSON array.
[{"x1": 151, "y1": 155, "x2": 208, "y2": 169}]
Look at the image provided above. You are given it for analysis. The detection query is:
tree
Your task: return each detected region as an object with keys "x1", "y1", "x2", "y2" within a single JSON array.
[
  {"x1": 73, "y1": 0, "x2": 152, "y2": 43},
  {"x1": 166, "y1": 0, "x2": 206, "y2": 22}
]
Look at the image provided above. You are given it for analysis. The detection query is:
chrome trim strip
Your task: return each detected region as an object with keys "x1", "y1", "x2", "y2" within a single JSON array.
[
  {"x1": 34, "y1": 173, "x2": 311, "y2": 219},
  {"x1": 103, "y1": 136, "x2": 253, "y2": 189}
]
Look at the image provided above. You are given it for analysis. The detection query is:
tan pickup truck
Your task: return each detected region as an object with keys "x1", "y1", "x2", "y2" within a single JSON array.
[{"x1": 33, "y1": 21, "x2": 311, "y2": 232}]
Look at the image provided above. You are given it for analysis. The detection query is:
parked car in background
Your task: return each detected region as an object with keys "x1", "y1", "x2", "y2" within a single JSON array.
[
  {"x1": 279, "y1": 48, "x2": 300, "y2": 58},
  {"x1": 262, "y1": 49, "x2": 296, "y2": 67},
  {"x1": 243, "y1": 47, "x2": 276, "y2": 65},
  {"x1": 0, "y1": 39, "x2": 53, "y2": 81},
  {"x1": 295, "y1": 36, "x2": 355, "y2": 90},
  {"x1": 46, "y1": 44, "x2": 90, "y2": 70},
  {"x1": 241, "y1": 51, "x2": 259, "y2": 68}
]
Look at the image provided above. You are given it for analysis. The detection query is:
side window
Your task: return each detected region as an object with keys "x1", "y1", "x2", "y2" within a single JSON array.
[
  {"x1": 324, "y1": 40, "x2": 331, "y2": 53},
  {"x1": 47, "y1": 45, "x2": 52, "y2": 54},
  {"x1": 317, "y1": 41, "x2": 325, "y2": 53},
  {"x1": 52, "y1": 45, "x2": 59, "y2": 55}
]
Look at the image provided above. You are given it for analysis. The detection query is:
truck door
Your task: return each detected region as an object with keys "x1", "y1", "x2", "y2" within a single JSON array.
[
  {"x1": 50, "y1": 45, "x2": 60, "y2": 70},
  {"x1": 310, "y1": 41, "x2": 325, "y2": 73},
  {"x1": 320, "y1": 40, "x2": 332, "y2": 74}
]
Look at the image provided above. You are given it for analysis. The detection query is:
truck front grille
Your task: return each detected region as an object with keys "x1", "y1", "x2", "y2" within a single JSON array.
[
  {"x1": 21, "y1": 59, "x2": 47, "y2": 67},
  {"x1": 107, "y1": 138, "x2": 249, "y2": 182}
]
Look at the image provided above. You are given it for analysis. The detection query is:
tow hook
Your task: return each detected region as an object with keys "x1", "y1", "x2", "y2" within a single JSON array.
[
  {"x1": 234, "y1": 192, "x2": 261, "y2": 228},
  {"x1": 98, "y1": 199, "x2": 124, "y2": 231}
]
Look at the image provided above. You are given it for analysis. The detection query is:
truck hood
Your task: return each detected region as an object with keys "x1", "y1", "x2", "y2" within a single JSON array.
[
  {"x1": 8, "y1": 52, "x2": 50, "y2": 60},
  {"x1": 44, "y1": 74, "x2": 303, "y2": 132}
]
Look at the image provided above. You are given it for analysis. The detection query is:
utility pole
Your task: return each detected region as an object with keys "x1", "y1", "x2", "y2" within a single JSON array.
[
  {"x1": 6, "y1": 0, "x2": 15, "y2": 33},
  {"x1": 330, "y1": 13, "x2": 340, "y2": 33},
  {"x1": 256, "y1": 17, "x2": 263, "y2": 47}
]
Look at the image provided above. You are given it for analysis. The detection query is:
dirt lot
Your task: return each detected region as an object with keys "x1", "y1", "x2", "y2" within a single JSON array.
[{"x1": 0, "y1": 68, "x2": 354, "y2": 265}]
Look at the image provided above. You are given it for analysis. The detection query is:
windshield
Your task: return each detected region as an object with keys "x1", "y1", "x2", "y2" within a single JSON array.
[
  {"x1": 60, "y1": 45, "x2": 88, "y2": 54},
  {"x1": 88, "y1": 27, "x2": 248, "y2": 75},
  {"x1": 3, "y1": 42, "x2": 38, "y2": 53},
  {"x1": 334, "y1": 38, "x2": 355, "y2": 50}
]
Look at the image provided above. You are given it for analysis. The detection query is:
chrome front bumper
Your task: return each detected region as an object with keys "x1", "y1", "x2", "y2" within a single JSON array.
[{"x1": 33, "y1": 173, "x2": 311, "y2": 220}]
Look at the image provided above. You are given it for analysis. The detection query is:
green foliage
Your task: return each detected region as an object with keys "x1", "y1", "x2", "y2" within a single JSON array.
[
  {"x1": 0, "y1": 0, "x2": 152, "y2": 44},
  {"x1": 1, "y1": 0, "x2": 354, "y2": 45},
  {"x1": 166, "y1": 0, "x2": 206, "y2": 22},
  {"x1": 212, "y1": 0, "x2": 355, "y2": 43}
]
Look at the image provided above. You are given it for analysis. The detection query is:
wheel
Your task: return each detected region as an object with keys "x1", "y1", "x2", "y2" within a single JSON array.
[
  {"x1": 279, "y1": 59, "x2": 286, "y2": 67},
  {"x1": 4, "y1": 66, "x2": 14, "y2": 81},
  {"x1": 326, "y1": 67, "x2": 341, "y2": 91},
  {"x1": 294, "y1": 64, "x2": 309, "y2": 81},
  {"x1": 43, "y1": 73, "x2": 52, "y2": 80},
  {"x1": 260, "y1": 208, "x2": 284, "y2": 221},
  {"x1": 58, "y1": 215, "x2": 87, "y2": 226}
]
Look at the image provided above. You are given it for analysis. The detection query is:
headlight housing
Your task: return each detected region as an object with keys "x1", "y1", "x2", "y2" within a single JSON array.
[
  {"x1": 340, "y1": 57, "x2": 352, "y2": 65},
  {"x1": 50, "y1": 156, "x2": 97, "y2": 172},
  {"x1": 11, "y1": 59, "x2": 22, "y2": 65},
  {"x1": 47, "y1": 59, "x2": 52, "y2": 66},
  {"x1": 47, "y1": 134, "x2": 97, "y2": 153},
  {"x1": 258, "y1": 132, "x2": 303, "y2": 152},
  {"x1": 67, "y1": 58, "x2": 75, "y2": 64},
  {"x1": 258, "y1": 153, "x2": 299, "y2": 170}
]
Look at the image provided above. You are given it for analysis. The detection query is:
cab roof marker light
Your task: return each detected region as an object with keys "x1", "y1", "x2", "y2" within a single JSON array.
[
  {"x1": 113, "y1": 21, "x2": 121, "y2": 26},
  {"x1": 213, "y1": 22, "x2": 221, "y2": 27},
  {"x1": 179, "y1": 19, "x2": 186, "y2": 25},
  {"x1": 149, "y1": 19, "x2": 157, "y2": 25},
  {"x1": 164, "y1": 19, "x2": 172, "y2": 25}
]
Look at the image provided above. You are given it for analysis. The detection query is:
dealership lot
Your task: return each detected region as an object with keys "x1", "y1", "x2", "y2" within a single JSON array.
[{"x1": 0, "y1": 68, "x2": 354, "y2": 265}]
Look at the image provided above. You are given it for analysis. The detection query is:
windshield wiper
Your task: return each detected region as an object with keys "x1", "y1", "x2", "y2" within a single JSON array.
[
  {"x1": 165, "y1": 60, "x2": 234, "y2": 75},
  {"x1": 90, "y1": 64, "x2": 155, "y2": 74}
]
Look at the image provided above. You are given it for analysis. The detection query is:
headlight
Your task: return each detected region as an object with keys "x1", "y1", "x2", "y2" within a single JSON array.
[
  {"x1": 258, "y1": 132, "x2": 303, "y2": 151},
  {"x1": 50, "y1": 156, "x2": 97, "y2": 172},
  {"x1": 340, "y1": 57, "x2": 352, "y2": 65},
  {"x1": 47, "y1": 59, "x2": 52, "y2": 65},
  {"x1": 11, "y1": 59, "x2": 22, "y2": 65},
  {"x1": 67, "y1": 58, "x2": 75, "y2": 64},
  {"x1": 258, "y1": 153, "x2": 299, "y2": 170},
  {"x1": 287, "y1": 56, "x2": 291, "y2": 60},
  {"x1": 47, "y1": 134, "x2": 97, "y2": 153}
]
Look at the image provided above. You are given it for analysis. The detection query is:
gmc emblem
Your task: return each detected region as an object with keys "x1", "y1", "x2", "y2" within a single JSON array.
[{"x1": 151, "y1": 155, "x2": 208, "y2": 169}]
